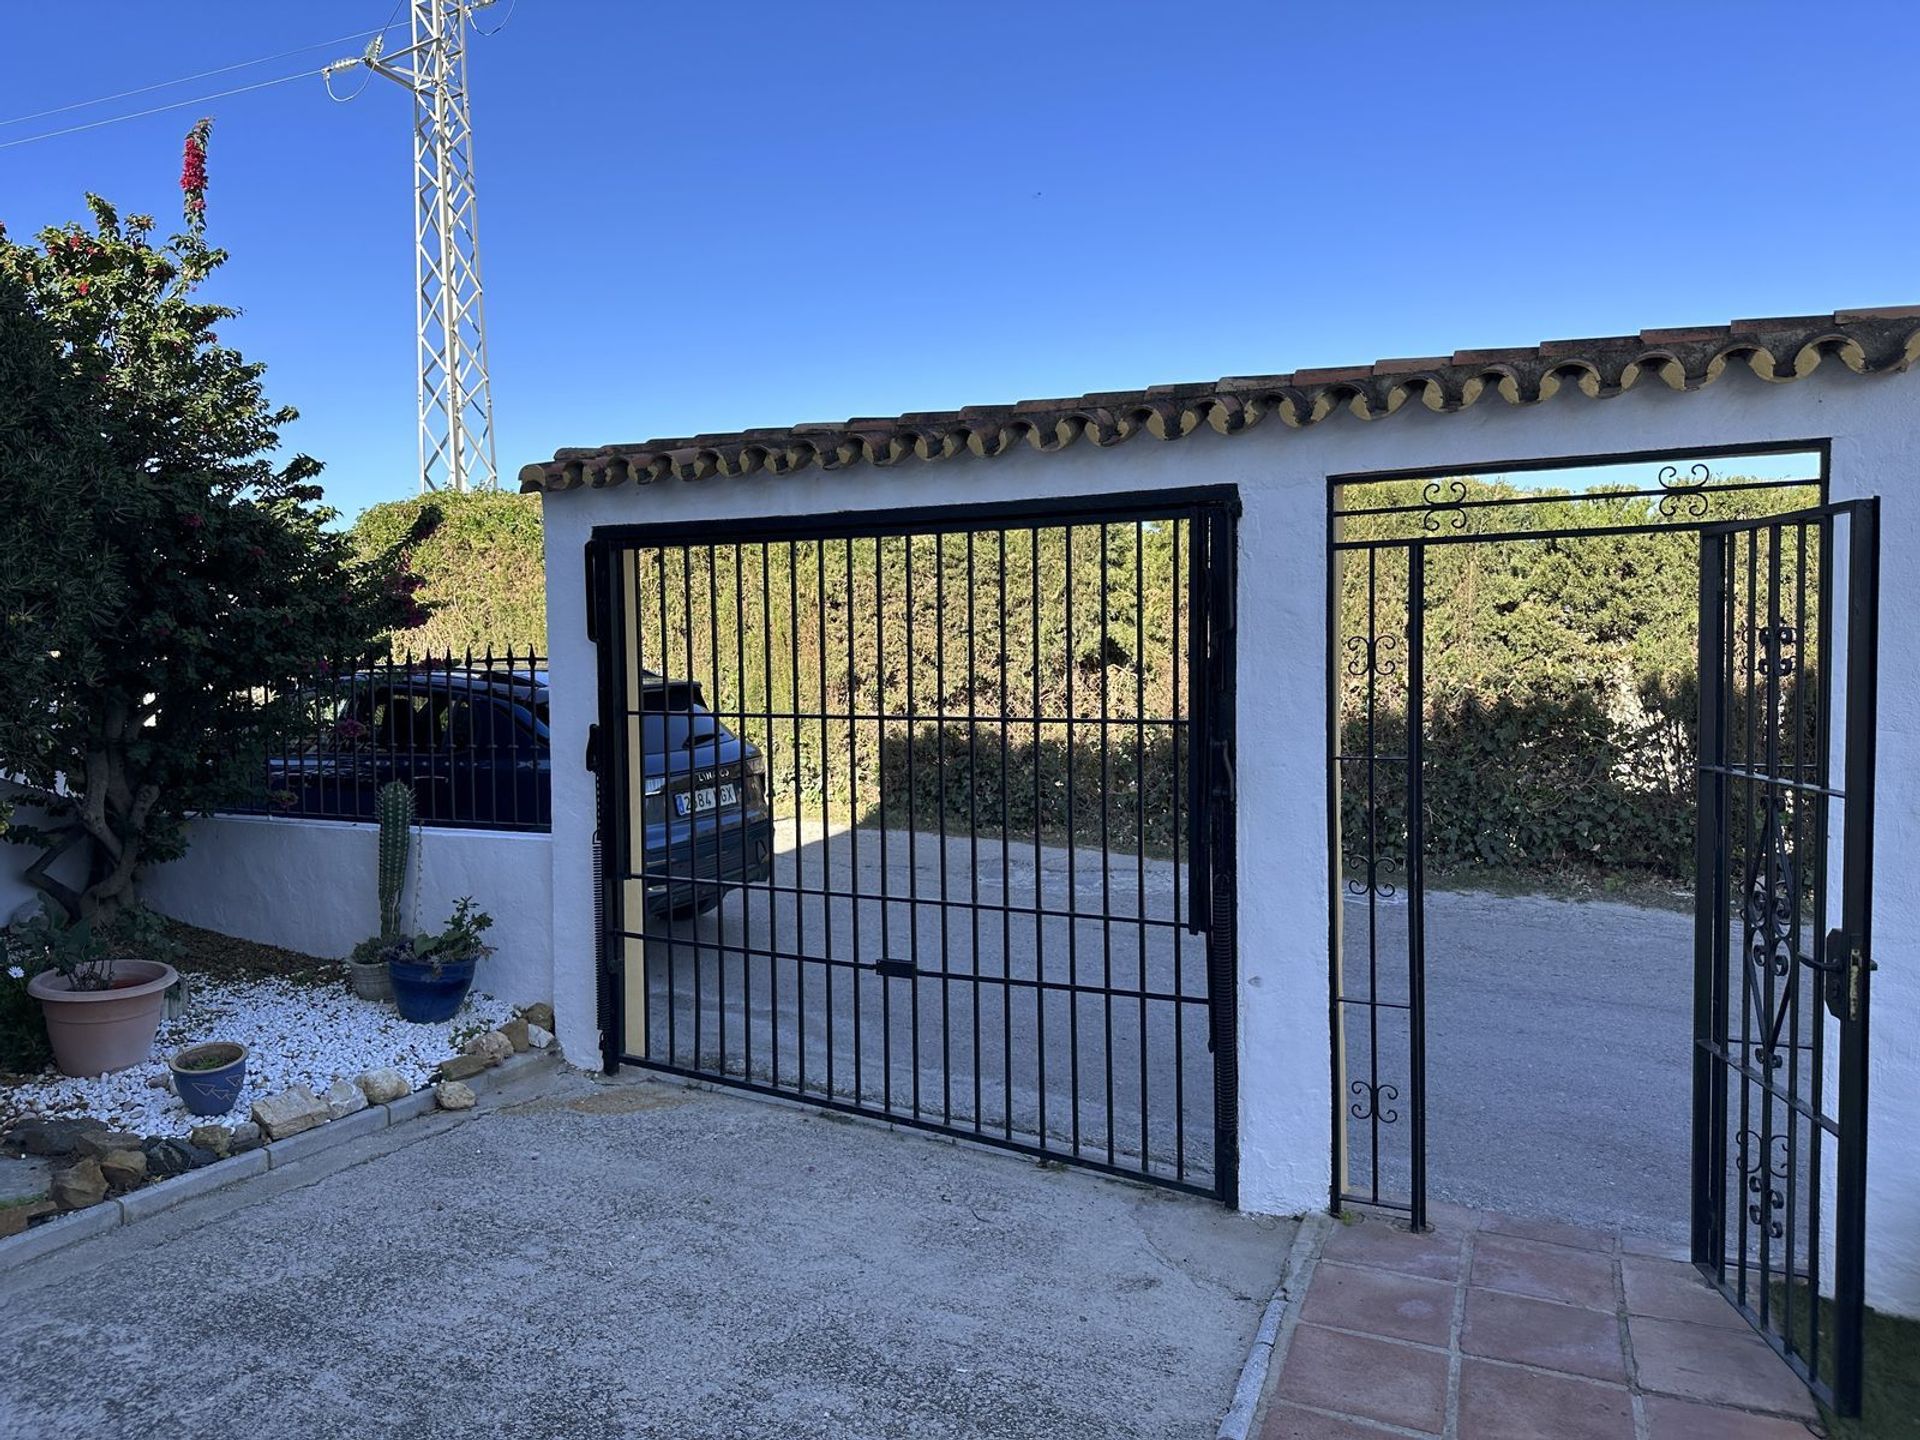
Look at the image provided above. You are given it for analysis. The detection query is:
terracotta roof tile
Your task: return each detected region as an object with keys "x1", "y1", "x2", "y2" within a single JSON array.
[{"x1": 521, "y1": 308, "x2": 1920, "y2": 493}]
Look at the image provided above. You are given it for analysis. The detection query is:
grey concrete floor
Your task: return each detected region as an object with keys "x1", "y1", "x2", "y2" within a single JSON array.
[
  {"x1": 1344, "y1": 886, "x2": 1698, "y2": 1248},
  {"x1": 0, "y1": 1069, "x2": 1295, "y2": 1440},
  {"x1": 652, "y1": 825, "x2": 1705, "y2": 1248}
]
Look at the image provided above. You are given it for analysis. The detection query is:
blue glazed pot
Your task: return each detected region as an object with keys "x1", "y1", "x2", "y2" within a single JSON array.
[
  {"x1": 170, "y1": 1042, "x2": 248, "y2": 1117},
  {"x1": 388, "y1": 956, "x2": 479, "y2": 1023}
]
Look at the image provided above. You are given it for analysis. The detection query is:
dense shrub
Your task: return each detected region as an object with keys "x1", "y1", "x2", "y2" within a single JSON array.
[
  {"x1": 351, "y1": 491, "x2": 545, "y2": 655},
  {"x1": 388, "y1": 476, "x2": 1822, "y2": 882}
]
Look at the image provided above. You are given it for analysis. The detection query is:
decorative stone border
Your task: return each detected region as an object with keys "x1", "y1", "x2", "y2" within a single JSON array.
[{"x1": 0, "y1": 1049, "x2": 556, "y2": 1274}]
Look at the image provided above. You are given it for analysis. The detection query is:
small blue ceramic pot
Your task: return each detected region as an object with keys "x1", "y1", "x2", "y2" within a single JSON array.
[
  {"x1": 388, "y1": 956, "x2": 479, "y2": 1024},
  {"x1": 170, "y1": 1042, "x2": 248, "y2": 1117}
]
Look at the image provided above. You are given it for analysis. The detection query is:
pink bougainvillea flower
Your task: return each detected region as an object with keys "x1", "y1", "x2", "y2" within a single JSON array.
[{"x1": 182, "y1": 513, "x2": 204, "y2": 530}]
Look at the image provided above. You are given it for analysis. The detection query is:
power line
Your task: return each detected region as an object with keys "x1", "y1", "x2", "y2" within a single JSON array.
[
  {"x1": 0, "y1": 69, "x2": 330, "y2": 153},
  {"x1": 0, "y1": 26, "x2": 400, "y2": 131}
]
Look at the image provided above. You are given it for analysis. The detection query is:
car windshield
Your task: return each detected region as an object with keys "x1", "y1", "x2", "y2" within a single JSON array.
[{"x1": 640, "y1": 682, "x2": 724, "y2": 754}]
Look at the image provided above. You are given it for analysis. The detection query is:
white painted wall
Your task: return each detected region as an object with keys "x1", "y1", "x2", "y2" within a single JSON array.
[
  {"x1": 0, "y1": 782, "x2": 89, "y2": 927},
  {"x1": 538, "y1": 362, "x2": 1920, "y2": 1317},
  {"x1": 139, "y1": 814, "x2": 553, "y2": 1007}
]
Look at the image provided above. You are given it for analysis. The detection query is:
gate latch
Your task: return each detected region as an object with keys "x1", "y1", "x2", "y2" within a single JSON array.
[
  {"x1": 874, "y1": 957, "x2": 916, "y2": 980},
  {"x1": 1823, "y1": 929, "x2": 1873, "y2": 1023}
]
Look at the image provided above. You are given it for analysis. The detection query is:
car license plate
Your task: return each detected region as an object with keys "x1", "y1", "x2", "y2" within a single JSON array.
[{"x1": 675, "y1": 783, "x2": 738, "y2": 817}]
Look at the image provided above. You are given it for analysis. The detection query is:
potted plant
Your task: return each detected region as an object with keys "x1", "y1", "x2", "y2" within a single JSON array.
[
  {"x1": 15, "y1": 906, "x2": 180, "y2": 1078},
  {"x1": 386, "y1": 897, "x2": 494, "y2": 1023},
  {"x1": 170, "y1": 1040, "x2": 248, "y2": 1116},
  {"x1": 349, "y1": 781, "x2": 415, "y2": 1003}
]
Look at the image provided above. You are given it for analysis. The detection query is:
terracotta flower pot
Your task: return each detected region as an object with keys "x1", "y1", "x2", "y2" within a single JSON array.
[{"x1": 28, "y1": 959, "x2": 179, "y2": 1078}]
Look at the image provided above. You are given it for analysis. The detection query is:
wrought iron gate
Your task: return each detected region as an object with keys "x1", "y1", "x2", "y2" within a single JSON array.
[
  {"x1": 588, "y1": 490, "x2": 1240, "y2": 1201},
  {"x1": 1693, "y1": 500, "x2": 1878, "y2": 1417},
  {"x1": 1328, "y1": 451, "x2": 1879, "y2": 1416}
]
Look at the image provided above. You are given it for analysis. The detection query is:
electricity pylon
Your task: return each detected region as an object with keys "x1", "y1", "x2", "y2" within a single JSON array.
[{"x1": 327, "y1": 0, "x2": 499, "y2": 493}]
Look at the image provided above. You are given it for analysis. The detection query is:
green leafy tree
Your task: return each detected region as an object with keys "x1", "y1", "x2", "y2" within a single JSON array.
[{"x1": 0, "y1": 121, "x2": 430, "y2": 923}]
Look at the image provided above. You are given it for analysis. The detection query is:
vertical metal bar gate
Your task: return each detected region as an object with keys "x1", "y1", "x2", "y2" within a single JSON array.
[
  {"x1": 1330, "y1": 539, "x2": 1427, "y2": 1227},
  {"x1": 1693, "y1": 499, "x2": 1878, "y2": 1418},
  {"x1": 587, "y1": 490, "x2": 1240, "y2": 1201}
]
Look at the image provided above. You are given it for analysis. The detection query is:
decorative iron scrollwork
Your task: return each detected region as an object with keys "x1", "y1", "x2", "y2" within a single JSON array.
[
  {"x1": 1757, "y1": 624, "x2": 1799, "y2": 678},
  {"x1": 1656, "y1": 462, "x2": 1713, "y2": 518},
  {"x1": 1738, "y1": 1129, "x2": 1789, "y2": 1240},
  {"x1": 1420, "y1": 479, "x2": 1470, "y2": 533},
  {"x1": 1345, "y1": 632, "x2": 1401, "y2": 677},
  {"x1": 1349, "y1": 1080, "x2": 1401, "y2": 1124},
  {"x1": 1743, "y1": 800, "x2": 1801, "y2": 1060},
  {"x1": 1343, "y1": 849, "x2": 1402, "y2": 899}
]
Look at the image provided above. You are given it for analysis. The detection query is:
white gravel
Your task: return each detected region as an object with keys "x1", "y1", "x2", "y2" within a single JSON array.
[{"x1": 0, "y1": 979, "x2": 516, "y2": 1138}]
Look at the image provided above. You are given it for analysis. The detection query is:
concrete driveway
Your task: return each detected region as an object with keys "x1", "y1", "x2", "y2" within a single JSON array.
[
  {"x1": 0, "y1": 1068, "x2": 1294, "y2": 1440},
  {"x1": 652, "y1": 822, "x2": 1700, "y2": 1247}
]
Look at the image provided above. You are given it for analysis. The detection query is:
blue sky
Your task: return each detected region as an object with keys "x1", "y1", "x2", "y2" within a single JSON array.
[{"x1": 2, "y1": 2, "x2": 1914, "y2": 523}]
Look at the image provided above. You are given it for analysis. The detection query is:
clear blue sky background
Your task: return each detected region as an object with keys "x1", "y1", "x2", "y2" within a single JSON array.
[{"x1": 1, "y1": 2, "x2": 1913, "y2": 523}]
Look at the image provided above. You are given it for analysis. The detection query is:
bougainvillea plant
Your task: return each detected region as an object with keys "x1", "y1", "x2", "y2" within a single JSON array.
[{"x1": 0, "y1": 120, "x2": 434, "y2": 923}]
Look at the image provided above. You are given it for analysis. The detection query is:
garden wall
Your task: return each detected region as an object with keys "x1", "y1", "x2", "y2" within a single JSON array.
[{"x1": 138, "y1": 815, "x2": 552, "y2": 1007}]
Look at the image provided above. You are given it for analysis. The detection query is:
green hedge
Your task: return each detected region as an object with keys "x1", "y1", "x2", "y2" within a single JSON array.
[
  {"x1": 366, "y1": 479, "x2": 1820, "y2": 882},
  {"x1": 351, "y1": 491, "x2": 546, "y2": 656}
]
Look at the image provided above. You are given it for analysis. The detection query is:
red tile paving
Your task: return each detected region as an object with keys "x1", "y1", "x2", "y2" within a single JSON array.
[
  {"x1": 1301, "y1": 1261, "x2": 1456, "y2": 1346},
  {"x1": 1256, "y1": 1207, "x2": 1825, "y2": 1440},
  {"x1": 1271, "y1": 1324, "x2": 1450, "y2": 1434}
]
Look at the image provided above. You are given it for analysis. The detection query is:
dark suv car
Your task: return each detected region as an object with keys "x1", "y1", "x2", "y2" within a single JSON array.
[{"x1": 267, "y1": 665, "x2": 772, "y2": 919}]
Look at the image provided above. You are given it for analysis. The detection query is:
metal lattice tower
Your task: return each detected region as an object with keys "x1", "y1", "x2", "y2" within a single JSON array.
[{"x1": 328, "y1": 1, "x2": 498, "y2": 493}]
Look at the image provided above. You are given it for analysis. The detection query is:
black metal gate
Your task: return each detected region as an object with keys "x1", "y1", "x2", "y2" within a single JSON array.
[
  {"x1": 1693, "y1": 500, "x2": 1878, "y2": 1417},
  {"x1": 588, "y1": 490, "x2": 1240, "y2": 1201}
]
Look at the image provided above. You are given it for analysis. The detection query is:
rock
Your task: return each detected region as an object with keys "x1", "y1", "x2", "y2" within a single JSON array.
[
  {"x1": 526, "y1": 1024, "x2": 554, "y2": 1050},
  {"x1": 189, "y1": 1124, "x2": 233, "y2": 1159},
  {"x1": 142, "y1": 1138, "x2": 195, "y2": 1178},
  {"x1": 50, "y1": 1158, "x2": 107, "y2": 1210},
  {"x1": 146, "y1": 1071, "x2": 174, "y2": 1091},
  {"x1": 433, "y1": 1081, "x2": 476, "y2": 1111},
  {"x1": 250, "y1": 1084, "x2": 331, "y2": 1140},
  {"x1": 0, "y1": 1154, "x2": 51, "y2": 1207},
  {"x1": 74, "y1": 1130, "x2": 146, "y2": 1161},
  {"x1": 228, "y1": 1122, "x2": 264, "y2": 1154},
  {"x1": 356, "y1": 1068, "x2": 409, "y2": 1105},
  {"x1": 0, "y1": 1199, "x2": 56, "y2": 1238},
  {"x1": 5, "y1": 1117, "x2": 107, "y2": 1158},
  {"x1": 97, "y1": 1148, "x2": 147, "y2": 1192},
  {"x1": 324, "y1": 1079, "x2": 368, "y2": 1120},
  {"x1": 437, "y1": 1053, "x2": 490, "y2": 1082},
  {"x1": 520, "y1": 1002, "x2": 554, "y2": 1032},
  {"x1": 461, "y1": 1029, "x2": 513, "y2": 1064},
  {"x1": 500, "y1": 1017, "x2": 530, "y2": 1053}
]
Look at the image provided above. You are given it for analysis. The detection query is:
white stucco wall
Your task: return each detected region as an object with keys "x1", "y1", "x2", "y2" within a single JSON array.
[
  {"x1": 139, "y1": 815, "x2": 553, "y2": 1007},
  {"x1": 537, "y1": 361, "x2": 1920, "y2": 1317}
]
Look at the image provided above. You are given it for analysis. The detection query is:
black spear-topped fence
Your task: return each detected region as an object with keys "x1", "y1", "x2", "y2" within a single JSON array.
[{"x1": 225, "y1": 646, "x2": 551, "y2": 833}]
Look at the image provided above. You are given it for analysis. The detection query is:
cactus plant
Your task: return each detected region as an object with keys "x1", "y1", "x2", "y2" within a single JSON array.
[{"x1": 376, "y1": 781, "x2": 415, "y2": 940}]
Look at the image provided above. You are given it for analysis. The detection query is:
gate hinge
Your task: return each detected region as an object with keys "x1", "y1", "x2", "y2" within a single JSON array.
[
  {"x1": 584, "y1": 723, "x2": 600, "y2": 775},
  {"x1": 1211, "y1": 737, "x2": 1236, "y2": 802}
]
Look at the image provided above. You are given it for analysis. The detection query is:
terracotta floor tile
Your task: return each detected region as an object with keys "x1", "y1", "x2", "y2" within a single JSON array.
[
  {"x1": 1642, "y1": 1394, "x2": 1823, "y2": 1439},
  {"x1": 1628, "y1": 1316, "x2": 1818, "y2": 1420},
  {"x1": 1320, "y1": 1214, "x2": 1466, "y2": 1282},
  {"x1": 1462, "y1": 1287, "x2": 1628, "y2": 1382},
  {"x1": 1471, "y1": 1233, "x2": 1621, "y2": 1310},
  {"x1": 1456, "y1": 1360, "x2": 1635, "y2": 1440},
  {"x1": 1274, "y1": 1324, "x2": 1448, "y2": 1435},
  {"x1": 1622, "y1": 1257, "x2": 1749, "y2": 1330},
  {"x1": 1478, "y1": 1212, "x2": 1619, "y2": 1254},
  {"x1": 1257, "y1": 1401, "x2": 1406, "y2": 1439},
  {"x1": 1300, "y1": 1262, "x2": 1455, "y2": 1346}
]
